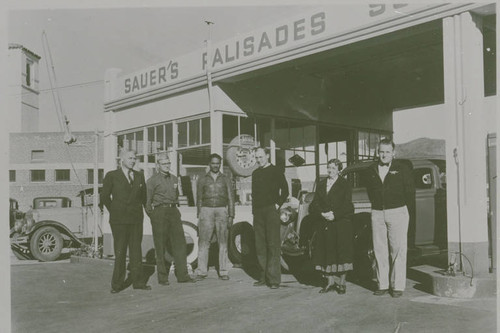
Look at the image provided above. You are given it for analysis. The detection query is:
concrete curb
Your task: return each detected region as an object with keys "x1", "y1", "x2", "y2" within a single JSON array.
[
  {"x1": 409, "y1": 265, "x2": 497, "y2": 298},
  {"x1": 70, "y1": 255, "x2": 114, "y2": 265}
]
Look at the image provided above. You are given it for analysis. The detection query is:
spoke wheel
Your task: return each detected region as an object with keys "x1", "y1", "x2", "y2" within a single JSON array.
[{"x1": 30, "y1": 227, "x2": 63, "y2": 262}]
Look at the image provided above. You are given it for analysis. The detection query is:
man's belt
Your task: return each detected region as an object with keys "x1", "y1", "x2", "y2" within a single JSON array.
[{"x1": 154, "y1": 203, "x2": 178, "y2": 208}]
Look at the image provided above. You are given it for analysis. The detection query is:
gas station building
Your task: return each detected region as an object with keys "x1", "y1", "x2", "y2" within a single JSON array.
[{"x1": 103, "y1": 4, "x2": 497, "y2": 277}]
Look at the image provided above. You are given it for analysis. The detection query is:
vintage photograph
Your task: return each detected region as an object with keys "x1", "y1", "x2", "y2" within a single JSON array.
[{"x1": 4, "y1": 1, "x2": 497, "y2": 332}]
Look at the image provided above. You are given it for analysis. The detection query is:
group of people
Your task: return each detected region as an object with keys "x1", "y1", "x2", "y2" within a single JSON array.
[{"x1": 100, "y1": 138, "x2": 414, "y2": 299}]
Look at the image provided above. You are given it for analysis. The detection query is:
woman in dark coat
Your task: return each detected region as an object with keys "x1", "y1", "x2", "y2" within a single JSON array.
[{"x1": 310, "y1": 158, "x2": 354, "y2": 294}]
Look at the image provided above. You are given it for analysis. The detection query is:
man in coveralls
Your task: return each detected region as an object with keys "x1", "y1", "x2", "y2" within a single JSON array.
[{"x1": 146, "y1": 153, "x2": 196, "y2": 285}]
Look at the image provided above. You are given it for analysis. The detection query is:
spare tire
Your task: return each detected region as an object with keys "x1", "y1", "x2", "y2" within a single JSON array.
[
  {"x1": 165, "y1": 221, "x2": 199, "y2": 270},
  {"x1": 229, "y1": 221, "x2": 253, "y2": 264}
]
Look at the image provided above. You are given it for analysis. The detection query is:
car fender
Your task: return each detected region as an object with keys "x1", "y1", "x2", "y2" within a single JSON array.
[{"x1": 27, "y1": 220, "x2": 85, "y2": 246}]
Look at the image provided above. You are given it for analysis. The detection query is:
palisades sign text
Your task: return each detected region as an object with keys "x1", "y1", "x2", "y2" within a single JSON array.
[
  {"x1": 122, "y1": 11, "x2": 326, "y2": 95},
  {"x1": 201, "y1": 12, "x2": 326, "y2": 70}
]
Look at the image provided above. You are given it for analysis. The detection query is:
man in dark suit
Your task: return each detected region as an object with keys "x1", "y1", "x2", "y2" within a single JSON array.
[
  {"x1": 365, "y1": 138, "x2": 415, "y2": 298},
  {"x1": 101, "y1": 150, "x2": 151, "y2": 293}
]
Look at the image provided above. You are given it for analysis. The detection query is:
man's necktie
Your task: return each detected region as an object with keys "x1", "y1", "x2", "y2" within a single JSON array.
[{"x1": 128, "y1": 170, "x2": 134, "y2": 184}]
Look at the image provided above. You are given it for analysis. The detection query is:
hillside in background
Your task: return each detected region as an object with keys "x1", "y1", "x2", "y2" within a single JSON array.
[{"x1": 395, "y1": 137, "x2": 445, "y2": 159}]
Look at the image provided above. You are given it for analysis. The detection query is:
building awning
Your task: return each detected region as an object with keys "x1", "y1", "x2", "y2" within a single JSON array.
[{"x1": 218, "y1": 20, "x2": 444, "y2": 131}]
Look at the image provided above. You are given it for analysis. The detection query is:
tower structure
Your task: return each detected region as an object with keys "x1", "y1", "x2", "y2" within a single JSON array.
[{"x1": 8, "y1": 43, "x2": 40, "y2": 132}]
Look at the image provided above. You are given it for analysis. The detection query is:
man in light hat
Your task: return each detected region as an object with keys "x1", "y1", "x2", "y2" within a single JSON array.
[{"x1": 146, "y1": 152, "x2": 196, "y2": 285}]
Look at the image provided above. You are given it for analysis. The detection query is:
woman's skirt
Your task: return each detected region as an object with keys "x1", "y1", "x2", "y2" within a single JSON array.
[{"x1": 311, "y1": 216, "x2": 353, "y2": 275}]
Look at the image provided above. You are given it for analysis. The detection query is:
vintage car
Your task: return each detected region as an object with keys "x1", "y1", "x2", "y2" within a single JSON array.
[
  {"x1": 10, "y1": 194, "x2": 100, "y2": 261},
  {"x1": 229, "y1": 157, "x2": 447, "y2": 281},
  {"x1": 13, "y1": 190, "x2": 201, "y2": 267}
]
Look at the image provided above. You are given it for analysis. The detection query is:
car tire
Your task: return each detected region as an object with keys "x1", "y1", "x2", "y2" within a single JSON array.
[
  {"x1": 352, "y1": 213, "x2": 376, "y2": 285},
  {"x1": 30, "y1": 226, "x2": 64, "y2": 262},
  {"x1": 280, "y1": 255, "x2": 291, "y2": 273},
  {"x1": 164, "y1": 221, "x2": 199, "y2": 270},
  {"x1": 298, "y1": 215, "x2": 315, "y2": 259},
  {"x1": 229, "y1": 221, "x2": 253, "y2": 265}
]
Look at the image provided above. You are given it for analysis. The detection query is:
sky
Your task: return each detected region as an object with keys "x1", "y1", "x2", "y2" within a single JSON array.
[
  {"x1": 7, "y1": 2, "x2": 313, "y2": 132},
  {"x1": 6, "y1": 1, "x2": 454, "y2": 140}
]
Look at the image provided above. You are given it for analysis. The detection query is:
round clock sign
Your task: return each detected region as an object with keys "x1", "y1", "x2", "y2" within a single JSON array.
[{"x1": 226, "y1": 134, "x2": 258, "y2": 177}]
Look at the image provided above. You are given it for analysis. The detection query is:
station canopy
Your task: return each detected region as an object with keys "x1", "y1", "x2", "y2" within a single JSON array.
[{"x1": 217, "y1": 20, "x2": 444, "y2": 128}]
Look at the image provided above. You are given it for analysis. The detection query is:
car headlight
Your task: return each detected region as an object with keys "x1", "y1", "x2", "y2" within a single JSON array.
[
  {"x1": 279, "y1": 207, "x2": 297, "y2": 225},
  {"x1": 280, "y1": 211, "x2": 290, "y2": 223},
  {"x1": 14, "y1": 219, "x2": 26, "y2": 233}
]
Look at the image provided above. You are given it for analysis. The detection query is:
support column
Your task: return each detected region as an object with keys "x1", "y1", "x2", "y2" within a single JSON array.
[
  {"x1": 103, "y1": 68, "x2": 122, "y2": 173},
  {"x1": 442, "y1": 12, "x2": 490, "y2": 274},
  {"x1": 211, "y1": 109, "x2": 223, "y2": 156},
  {"x1": 171, "y1": 121, "x2": 178, "y2": 176}
]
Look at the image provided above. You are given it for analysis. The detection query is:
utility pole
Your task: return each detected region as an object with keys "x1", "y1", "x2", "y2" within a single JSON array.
[
  {"x1": 205, "y1": 21, "x2": 222, "y2": 156},
  {"x1": 93, "y1": 129, "x2": 100, "y2": 255}
]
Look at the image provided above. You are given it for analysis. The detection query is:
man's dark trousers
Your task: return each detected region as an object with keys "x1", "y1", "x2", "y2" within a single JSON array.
[
  {"x1": 150, "y1": 206, "x2": 189, "y2": 282},
  {"x1": 254, "y1": 205, "x2": 281, "y2": 285},
  {"x1": 110, "y1": 223, "x2": 143, "y2": 290}
]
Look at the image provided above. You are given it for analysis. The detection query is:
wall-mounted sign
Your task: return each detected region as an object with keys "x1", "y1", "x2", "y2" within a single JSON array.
[
  {"x1": 201, "y1": 12, "x2": 326, "y2": 71},
  {"x1": 112, "y1": 3, "x2": 434, "y2": 100}
]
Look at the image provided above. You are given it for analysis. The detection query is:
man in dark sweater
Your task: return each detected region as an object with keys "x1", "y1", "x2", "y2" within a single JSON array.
[
  {"x1": 252, "y1": 148, "x2": 289, "y2": 289},
  {"x1": 365, "y1": 138, "x2": 415, "y2": 298}
]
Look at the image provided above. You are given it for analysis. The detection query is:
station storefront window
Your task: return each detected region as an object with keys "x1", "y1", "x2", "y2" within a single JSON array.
[
  {"x1": 318, "y1": 126, "x2": 352, "y2": 176},
  {"x1": 117, "y1": 122, "x2": 174, "y2": 164},
  {"x1": 357, "y1": 130, "x2": 391, "y2": 160},
  {"x1": 178, "y1": 117, "x2": 210, "y2": 148},
  {"x1": 117, "y1": 130, "x2": 144, "y2": 161},
  {"x1": 178, "y1": 122, "x2": 188, "y2": 148},
  {"x1": 223, "y1": 114, "x2": 239, "y2": 144},
  {"x1": 176, "y1": 117, "x2": 211, "y2": 178},
  {"x1": 274, "y1": 119, "x2": 317, "y2": 195}
]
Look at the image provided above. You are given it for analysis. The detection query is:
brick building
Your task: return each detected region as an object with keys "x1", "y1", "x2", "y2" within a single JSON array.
[
  {"x1": 8, "y1": 44, "x2": 105, "y2": 211},
  {"x1": 9, "y1": 132, "x2": 104, "y2": 211}
]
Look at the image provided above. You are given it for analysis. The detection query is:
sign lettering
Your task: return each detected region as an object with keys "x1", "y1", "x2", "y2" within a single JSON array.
[
  {"x1": 124, "y1": 61, "x2": 179, "y2": 94},
  {"x1": 201, "y1": 12, "x2": 327, "y2": 71},
  {"x1": 369, "y1": 4, "x2": 408, "y2": 17}
]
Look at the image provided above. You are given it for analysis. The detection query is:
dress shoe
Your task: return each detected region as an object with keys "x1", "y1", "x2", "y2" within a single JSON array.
[
  {"x1": 336, "y1": 284, "x2": 346, "y2": 295},
  {"x1": 195, "y1": 274, "x2": 208, "y2": 280},
  {"x1": 269, "y1": 284, "x2": 280, "y2": 289},
  {"x1": 219, "y1": 275, "x2": 230, "y2": 281},
  {"x1": 158, "y1": 281, "x2": 170, "y2": 286},
  {"x1": 391, "y1": 290, "x2": 403, "y2": 298},
  {"x1": 253, "y1": 280, "x2": 266, "y2": 287},
  {"x1": 110, "y1": 288, "x2": 120, "y2": 294},
  {"x1": 319, "y1": 284, "x2": 336, "y2": 294},
  {"x1": 373, "y1": 289, "x2": 389, "y2": 296},
  {"x1": 133, "y1": 285, "x2": 152, "y2": 290},
  {"x1": 178, "y1": 277, "x2": 197, "y2": 283}
]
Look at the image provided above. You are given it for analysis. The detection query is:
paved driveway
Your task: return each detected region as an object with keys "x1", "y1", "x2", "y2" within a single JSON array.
[{"x1": 11, "y1": 258, "x2": 497, "y2": 333}]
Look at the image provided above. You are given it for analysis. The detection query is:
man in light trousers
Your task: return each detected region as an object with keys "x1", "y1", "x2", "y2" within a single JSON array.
[
  {"x1": 195, "y1": 153, "x2": 235, "y2": 280},
  {"x1": 365, "y1": 138, "x2": 415, "y2": 298}
]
